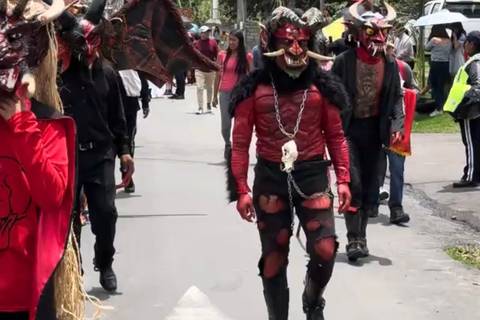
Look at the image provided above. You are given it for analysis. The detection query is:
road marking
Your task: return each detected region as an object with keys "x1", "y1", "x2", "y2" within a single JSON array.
[{"x1": 164, "y1": 286, "x2": 233, "y2": 320}]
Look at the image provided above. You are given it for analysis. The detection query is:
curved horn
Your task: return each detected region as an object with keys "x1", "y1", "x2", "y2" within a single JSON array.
[
  {"x1": 12, "y1": 0, "x2": 30, "y2": 18},
  {"x1": 307, "y1": 50, "x2": 334, "y2": 62},
  {"x1": 0, "y1": 0, "x2": 7, "y2": 14},
  {"x1": 263, "y1": 49, "x2": 285, "y2": 58},
  {"x1": 302, "y1": 8, "x2": 325, "y2": 28},
  {"x1": 38, "y1": 0, "x2": 67, "y2": 23},
  {"x1": 383, "y1": 1, "x2": 397, "y2": 22},
  {"x1": 271, "y1": 6, "x2": 306, "y2": 29},
  {"x1": 348, "y1": 1, "x2": 365, "y2": 22},
  {"x1": 84, "y1": 0, "x2": 107, "y2": 24}
]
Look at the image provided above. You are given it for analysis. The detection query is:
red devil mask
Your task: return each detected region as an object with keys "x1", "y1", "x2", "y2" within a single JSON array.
[
  {"x1": 262, "y1": 7, "x2": 332, "y2": 79},
  {"x1": 347, "y1": 1, "x2": 396, "y2": 57}
]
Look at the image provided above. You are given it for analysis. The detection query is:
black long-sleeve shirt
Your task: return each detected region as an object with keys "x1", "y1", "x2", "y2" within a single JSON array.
[{"x1": 60, "y1": 59, "x2": 130, "y2": 157}]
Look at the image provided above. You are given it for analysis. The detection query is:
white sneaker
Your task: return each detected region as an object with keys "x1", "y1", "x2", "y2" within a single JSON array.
[{"x1": 429, "y1": 110, "x2": 442, "y2": 117}]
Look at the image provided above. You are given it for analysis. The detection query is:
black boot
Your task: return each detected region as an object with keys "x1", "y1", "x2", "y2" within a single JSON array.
[
  {"x1": 359, "y1": 209, "x2": 370, "y2": 258},
  {"x1": 344, "y1": 213, "x2": 362, "y2": 262},
  {"x1": 99, "y1": 266, "x2": 117, "y2": 292},
  {"x1": 390, "y1": 206, "x2": 410, "y2": 225},
  {"x1": 302, "y1": 276, "x2": 326, "y2": 320},
  {"x1": 94, "y1": 249, "x2": 117, "y2": 292},
  {"x1": 262, "y1": 272, "x2": 289, "y2": 320}
]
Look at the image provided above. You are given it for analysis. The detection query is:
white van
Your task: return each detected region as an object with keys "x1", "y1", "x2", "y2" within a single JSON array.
[{"x1": 424, "y1": 0, "x2": 480, "y2": 33}]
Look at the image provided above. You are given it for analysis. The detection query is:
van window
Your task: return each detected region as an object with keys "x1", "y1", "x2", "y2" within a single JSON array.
[
  {"x1": 424, "y1": 3, "x2": 433, "y2": 14},
  {"x1": 432, "y1": 2, "x2": 442, "y2": 13},
  {"x1": 446, "y1": 2, "x2": 480, "y2": 18}
]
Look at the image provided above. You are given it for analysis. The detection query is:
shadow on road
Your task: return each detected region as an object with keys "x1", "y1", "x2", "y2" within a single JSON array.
[
  {"x1": 336, "y1": 252, "x2": 393, "y2": 267},
  {"x1": 87, "y1": 287, "x2": 123, "y2": 301},
  {"x1": 439, "y1": 184, "x2": 480, "y2": 193}
]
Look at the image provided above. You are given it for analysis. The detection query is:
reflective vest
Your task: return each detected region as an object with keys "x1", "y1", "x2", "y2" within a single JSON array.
[{"x1": 444, "y1": 54, "x2": 480, "y2": 113}]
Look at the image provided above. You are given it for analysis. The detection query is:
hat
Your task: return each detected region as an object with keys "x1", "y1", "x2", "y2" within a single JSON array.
[
  {"x1": 199, "y1": 25, "x2": 211, "y2": 33},
  {"x1": 466, "y1": 31, "x2": 480, "y2": 48}
]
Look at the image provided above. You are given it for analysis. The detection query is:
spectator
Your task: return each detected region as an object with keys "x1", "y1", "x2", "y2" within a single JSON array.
[
  {"x1": 252, "y1": 44, "x2": 264, "y2": 70},
  {"x1": 213, "y1": 30, "x2": 253, "y2": 160},
  {"x1": 194, "y1": 26, "x2": 219, "y2": 114},
  {"x1": 395, "y1": 27, "x2": 415, "y2": 70},
  {"x1": 377, "y1": 43, "x2": 417, "y2": 224},
  {"x1": 426, "y1": 25, "x2": 452, "y2": 117},
  {"x1": 169, "y1": 71, "x2": 187, "y2": 100},
  {"x1": 213, "y1": 26, "x2": 221, "y2": 44},
  {"x1": 118, "y1": 70, "x2": 151, "y2": 193},
  {"x1": 448, "y1": 31, "x2": 480, "y2": 188},
  {"x1": 449, "y1": 22, "x2": 467, "y2": 78}
]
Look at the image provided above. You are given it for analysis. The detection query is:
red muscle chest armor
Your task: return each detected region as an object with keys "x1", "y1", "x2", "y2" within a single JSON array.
[
  {"x1": 255, "y1": 84, "x2": 327, "y2": 161},
  {"x1": 231, "y1": 84, "x2": 350, "y2": 194}
]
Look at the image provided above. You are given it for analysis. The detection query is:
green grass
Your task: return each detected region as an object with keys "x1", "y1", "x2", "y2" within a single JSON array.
[
  {"x1": 412, "y1": 113, "x2": 460, "y2": 133},
  {"x1": 445, "y1": 245, "x2": 480, "y2": 270}
]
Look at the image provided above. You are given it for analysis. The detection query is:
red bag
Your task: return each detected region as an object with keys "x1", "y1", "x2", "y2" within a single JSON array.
[{"x1": 389, "y1": 60, "x2": 417, "y2": 156}]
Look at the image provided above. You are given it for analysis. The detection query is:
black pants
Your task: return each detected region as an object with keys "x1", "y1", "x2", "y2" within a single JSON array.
[
  {"x1": 460, "y1": 118, "x2": 480, "y2": 182},
  {"x1": 348, "y1": 118, "x2": 382, "y2": 210},
  {"x1": 429, "y1": 61, "x2": 450, "y2": 110},
  {"x1": 123, "y1": 97, "x2": 139, "y2": 158},
  {"x1": 0, "y1": 313, "x2": 28, "y2": 320},
  {"x1": 175, "y1": 71, "x2": 186, "y2": 96},
  {"x1": 74, "y1": 148, "x2": 118, "y2": 269}
]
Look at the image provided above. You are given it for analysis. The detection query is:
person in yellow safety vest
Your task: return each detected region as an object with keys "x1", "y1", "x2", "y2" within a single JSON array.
[{"x1": 445, "y1": 31, "x2": 480, "y2": 188}]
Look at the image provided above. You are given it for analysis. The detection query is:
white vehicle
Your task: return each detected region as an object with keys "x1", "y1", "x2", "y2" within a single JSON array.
[{"x1": 424, "y1": 0, "x2": 480, "y2": 33}]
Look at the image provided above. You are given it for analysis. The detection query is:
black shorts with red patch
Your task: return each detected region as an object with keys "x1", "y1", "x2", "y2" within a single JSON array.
[{"x1": 253, "y1": 157, "x2": 336, "y2": 262}]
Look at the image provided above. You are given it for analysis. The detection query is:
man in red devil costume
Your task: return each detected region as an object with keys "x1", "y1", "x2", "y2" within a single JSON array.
[
  {"x1": 332, "y1": 0, "x2": 405, "y2": 262},
  {"x1": 228, "y1": 6, "x2": 351, "y2": 320},
  {"x1": 0, "y1": 0, "x2": 78, "y2": 319}
]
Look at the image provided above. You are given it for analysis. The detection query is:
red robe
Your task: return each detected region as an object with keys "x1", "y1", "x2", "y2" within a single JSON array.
[{"x1": 0, "y1": 101, "x2": 76, "y2": 319}]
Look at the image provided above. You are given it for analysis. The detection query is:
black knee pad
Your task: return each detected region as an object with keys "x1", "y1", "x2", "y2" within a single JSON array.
[{"x1": 307, "y1": 240, "x2": 338, "y2": 289}]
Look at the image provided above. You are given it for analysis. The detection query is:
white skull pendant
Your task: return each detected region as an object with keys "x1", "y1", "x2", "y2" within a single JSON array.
[{"x1": 281, "y1": 140, "x2": 298, "y2": 172}]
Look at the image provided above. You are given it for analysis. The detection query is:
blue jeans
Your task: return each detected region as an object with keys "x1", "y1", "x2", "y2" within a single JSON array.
[{"x1": 378, "y1": 150, "x2": 406, "y2": 208}]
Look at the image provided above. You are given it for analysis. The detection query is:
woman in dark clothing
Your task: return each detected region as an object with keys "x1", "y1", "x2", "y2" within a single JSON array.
[{"x1": 426, "y1": 25, "x2": 452, "y2": 116}]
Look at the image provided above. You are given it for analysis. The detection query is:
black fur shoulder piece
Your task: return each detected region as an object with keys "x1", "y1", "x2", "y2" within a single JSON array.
[
  {"x1": 229, "y1": 64, "x2": 351, "y2": 117},
  {"x1": 31, "y1": 100, "x2": 62, "y2": 120},
  {"x1": 312, "y1": 68, "x2": 352, "y2": 116},
  {"x1": 228, "y1": 69, "x2": 266, "y2": 117}
]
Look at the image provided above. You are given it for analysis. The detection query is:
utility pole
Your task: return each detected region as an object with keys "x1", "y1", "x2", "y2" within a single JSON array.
[
  {"x1": 212, "y1": 0, "x2": 219, "y2": 21},
  {"x1": 236, "y1": 0, "x2": 246, "y2": 29}
]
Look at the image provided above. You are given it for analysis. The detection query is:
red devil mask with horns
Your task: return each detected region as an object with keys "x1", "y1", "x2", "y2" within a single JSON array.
[
  {"x1": 0, "y1": 0, "x2": 64, "y2": 94},
  {"x1": 261, "y1": 7, "x2": 332, "y2": 79},
  {"x1": 56, "y1": 0, "x2": 105, "y2": 71},
  {"x1": 346, "y1": 0, "x2": 397, "y2": 57}
]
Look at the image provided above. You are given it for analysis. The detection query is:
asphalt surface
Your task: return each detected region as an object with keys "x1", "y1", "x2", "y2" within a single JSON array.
[{"x1": 82, "y1": 86, "x2": 480, "y2": 320}]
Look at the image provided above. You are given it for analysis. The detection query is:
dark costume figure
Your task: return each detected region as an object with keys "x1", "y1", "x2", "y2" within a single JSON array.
[
  {"x1": 118, "y1": 69, "x2": 151, "y2": 193},
  {"x1": 228, "y1": 7, "x2": 351, "y2": 320},
  {"x1": 0, "y1": 0, "x2": 81, "y2": 318},
  {"x1": 333, "y1": 0, "x2": 405, "y2": 262},
  {"x1": 56, "y1": 0, "x2": 218, "y2": 293},
  {"x1": 56, "y1": 0, "x2": 133, "y2": 292}
]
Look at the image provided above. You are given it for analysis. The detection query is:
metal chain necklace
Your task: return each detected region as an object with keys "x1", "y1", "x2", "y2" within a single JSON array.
[
  {"x1": 270, "y1": 76, "x2": 329, "y2": 221},
  {"x1": 271, "y1": 77, "x2": 309, "y2": 139}
]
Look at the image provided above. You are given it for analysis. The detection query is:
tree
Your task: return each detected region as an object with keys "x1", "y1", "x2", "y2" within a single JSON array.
[{"x1": 175, "y1": 0, "x2": 211, "y2": 23}]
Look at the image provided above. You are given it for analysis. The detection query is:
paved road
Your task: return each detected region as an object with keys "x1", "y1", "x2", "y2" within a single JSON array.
[{"x1": 82, "y1": 86, "x2": 480, "y2": 320}]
